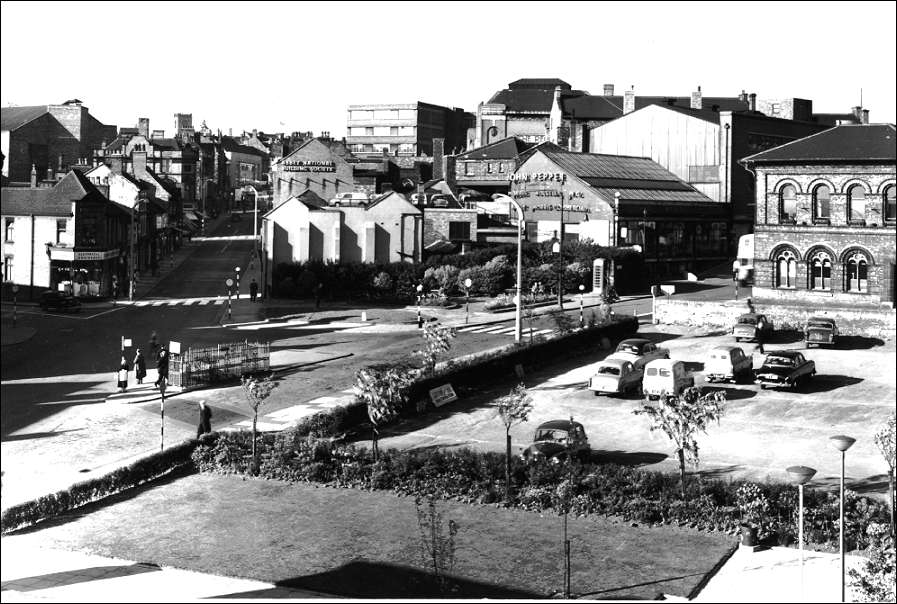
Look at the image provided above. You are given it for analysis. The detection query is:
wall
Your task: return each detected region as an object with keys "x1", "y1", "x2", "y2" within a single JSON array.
[
  {"x1": 2, "y1": 214, "x2": 57, "y2": 288},
  {"x1": 271, "y1": 139, "x2": 355, "y2": 205},
  {"x1": 423, "y1": 208, "x2": 477, "y2": 246}
]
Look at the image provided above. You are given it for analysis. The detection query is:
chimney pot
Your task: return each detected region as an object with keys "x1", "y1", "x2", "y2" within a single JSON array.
[
  {"x1": 623, "y1": 87, "x2": 636, "y2": 115},
  {"x1": 749, "y1": 93, "x2": 757, "y2": 112},
  {"x1": 691, "y1": 86, "x2": 703, "y2": 110},
  {"x1": 862, "y1": 109, "x2": 869, "y2": 124},
  {"x1": 603, "y1": 84, "x2": 614, "y2": 96}
]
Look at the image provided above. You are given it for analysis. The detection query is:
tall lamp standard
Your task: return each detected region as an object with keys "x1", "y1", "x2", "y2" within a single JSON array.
[
  {"x1": 830, "y1": 434, "x2": 856, "y2": 603},
  {"x1": 416, "y1": 283, "x2": 423, "y2": 328},
  {"x1": 129, "y1": 199, "x2": 145, "y2": 302},
  {"x1": 578, "y1": 284, "x2": 585, "y2": 328},
  {"x1": 464, "y1": 278, "x2": 472, "y2": 324},
  {"x1": 786, "y1": 465, "x2": 817, "y2": 599},
  {"x1": 492, "y1": 194, "x2": 524, "y2": 343},
  {"x1": 235, "y1": 266, "x2": 241, "y2": 299}
]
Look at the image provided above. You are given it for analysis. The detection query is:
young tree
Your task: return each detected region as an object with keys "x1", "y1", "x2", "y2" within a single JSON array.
[
  {"x1": 552, "y1": 476, "x2": 576, "y2": 599},
  {"x1": 415, "y1": 495, "x2": 459, "y2": 595},
  {"x1": 633, "y1": 386, "x2": 726, "y2": 499},
  {"x1": 354, "y1": 363, "x2": 415, "y2": 461},
  {"x1": 849, "y1": 522, "x2": 896, "y2": 602},
  {"x1": 496, "y1": 383, "x2": 532, "y2": 501},
  {"x1": 241, "y1": 373, "x2": 279, "y2": 474},
  {"x1": 874, "y1": 411, "x2": 896, "y2": 541},
  {"x1": 415, "y1": 322, "x2": 457, "y2": 375}
]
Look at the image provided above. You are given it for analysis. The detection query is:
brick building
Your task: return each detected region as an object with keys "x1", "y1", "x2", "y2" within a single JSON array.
[
  {"x1": 741, "y1": 124, "x2": 896, "y2": 308},
  {"x1": 446, "y1": 136, "x2": 534, "y2": 198},
  {"x1": 346, "y1": 102, "x2": 473, "y2": 158}
]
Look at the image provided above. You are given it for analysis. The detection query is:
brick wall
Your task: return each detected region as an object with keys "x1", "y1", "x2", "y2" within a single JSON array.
[
  {"x1": 454, "y1": 157, "x2": 513, "y2": 185},
  {"x1": 423, "y1": 208, "x2": 477, "y2": 246}
]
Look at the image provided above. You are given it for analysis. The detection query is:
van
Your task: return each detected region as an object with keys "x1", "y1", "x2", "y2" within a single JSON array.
[
  {"x1": 329, "y1": 191, "x2": 369, "y2": 206},
  {"x1": 642, "y1": 359, "x2": 694, "y2": 400}
]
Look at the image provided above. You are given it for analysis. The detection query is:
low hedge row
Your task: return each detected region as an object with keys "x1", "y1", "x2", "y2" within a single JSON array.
[
  {"x1": 193, "y1": 431, "x2": 891, "y2": 550},
  {"x1": 1, "y1": 436, "x2": 206, "y2": 534}
]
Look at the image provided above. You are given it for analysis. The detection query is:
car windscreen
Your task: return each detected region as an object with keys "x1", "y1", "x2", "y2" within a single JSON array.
[
  {"x1": 807, "y1": 321, "x2": 832, "y2": 329},
  {"x1": 534, "y1": 429, "x2": 568, "y2": 442},
  {"x1": 737, "y1": 317, "x2": 757, "y2": 325},
  {"x1": 616, "y1": 344, "x2": 640, "y2": 354},
  {"x1": 765, "y1": 356, "x2": 794, "y2": 366},
  {"x1": 597, "y1": 366, "x2": 620, "y2": 376}
]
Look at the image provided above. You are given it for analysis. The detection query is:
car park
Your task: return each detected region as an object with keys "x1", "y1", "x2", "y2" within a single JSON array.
[
  {"x1": 756, "y1": 350, "x2": 816, "y2": 390},
  {"x1": 642, "y1": 359, "x2": 694, "y2": 400},
  {"x1": 733, "y1": 313, "x2": 774, "y2": 342},
  {"x1": 589, "y1": 358, "x2": 643, "y2": 396},
  {"x1": 704, "y1": 346, "x2": 754, "y2": 383},
  {"x1": 609, "y1": 338, "x2": 670, "y2": 370},
  {"x1": 521, "y1": 419, "x2": 590, "y2": 462},
  {"x1": 804, "y1": 316, "x2": 838, "y2": 348},
  {"x1": 38, "y1": 291, "x2": 82, "y2": 313}
]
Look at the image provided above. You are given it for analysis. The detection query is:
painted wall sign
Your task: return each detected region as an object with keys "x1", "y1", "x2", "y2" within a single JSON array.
[
  {"x1": 282, "y1": 160, "x2": 336, "y2": 173},
  {"x1": 508, "y1": 172, "x2": 567, "y2": 183}
]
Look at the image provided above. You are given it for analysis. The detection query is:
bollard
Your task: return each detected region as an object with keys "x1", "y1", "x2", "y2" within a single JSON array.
[{"x1": 361, "y1": 311, "x2": 367, "y2": 322}]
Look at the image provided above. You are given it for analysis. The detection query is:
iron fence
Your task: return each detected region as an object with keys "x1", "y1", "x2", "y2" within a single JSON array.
[{"x1": 169, "y1": 341, "x2": 270, "y2": 388}]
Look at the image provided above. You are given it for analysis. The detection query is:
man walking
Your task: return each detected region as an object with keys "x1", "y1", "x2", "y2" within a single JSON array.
[
  {"x1": 249, "y1": 278, "x2": 258, "y2": 303},
  {"x1": 155, "y1": 348, "x2": 169, "y2": 388},
  {"x1": 197, "y1": 400, "x2": 213, "y2": 437}
]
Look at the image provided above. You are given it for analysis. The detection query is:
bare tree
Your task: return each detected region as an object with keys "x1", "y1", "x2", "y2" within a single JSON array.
[
  {"x1": 354, "y1": 363, "x2": 415, "y2": 461},
  {"x1": 415, "y1": 495, "x2": 459, "y2": 595},
  {"x1": 874, "y1": 411, "x2": 896, "y2": 541},
  {"x1": 241, "y1": 373, "x2": 278, "y2": 474},
  {"x1": 633, "y1": 386, "x2": 726, "y2": 499},
  {"x1": 496, "y1": 383, "x2": 532, "y2": 501}
]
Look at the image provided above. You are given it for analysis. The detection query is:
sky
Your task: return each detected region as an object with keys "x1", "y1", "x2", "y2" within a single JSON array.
[{"x1": 2, "y1": 1, "x2": 895, "y2": 139}]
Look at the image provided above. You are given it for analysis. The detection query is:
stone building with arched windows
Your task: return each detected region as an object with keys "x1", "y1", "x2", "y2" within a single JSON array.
[{"x1": 741, "y1": 124, "x2": 896, "y2": 310}]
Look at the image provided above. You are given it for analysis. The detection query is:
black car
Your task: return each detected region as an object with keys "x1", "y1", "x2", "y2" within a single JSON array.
[
  {"x1": 521, "y1": 419, "x2": 590, "y2": 462},
  {"x1": 39, "y1": 291, "x2": 82, "y2": 313}
]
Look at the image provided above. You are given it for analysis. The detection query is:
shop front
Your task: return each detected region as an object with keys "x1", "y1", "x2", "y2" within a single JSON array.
[{"x1": 48, "y1": 247, "x2": 121, "y2": 298}]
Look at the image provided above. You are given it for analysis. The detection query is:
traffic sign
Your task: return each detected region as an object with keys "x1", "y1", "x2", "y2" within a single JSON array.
[{"x1": 225, "y1": 278, "x2": 234, "y2": 287}]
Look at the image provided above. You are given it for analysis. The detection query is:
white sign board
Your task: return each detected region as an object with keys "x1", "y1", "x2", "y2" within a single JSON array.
[
  {"x1": 123, "y1": 338, "x2": 132, "y2": 347},
  {"x1": 429, "y1": 384, "x2": 458, "y2": 407},
  {"x1": 169, "y1": 341, "x2": 181, "y2": 355},
  {"x1": 660, "y1": 285, "x2": 676, "y2": 296}
]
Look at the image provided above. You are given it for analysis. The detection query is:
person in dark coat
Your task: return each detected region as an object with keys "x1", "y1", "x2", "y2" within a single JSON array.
[
  {"x1": 155, "y1": 348, "x2": 169, "y2": 388},
  {"x1": 117, "y1": 356, "x2": 130, "y2": 393},
  {"x1": 197, "y1": 400, "x2": 212, "y2": 437},
  {"x1": 249, "y1": 278, "x2": 259, "y2": 303},
  {"x1": 133, "y1": 349, "x2": 147, "y2": 384}
]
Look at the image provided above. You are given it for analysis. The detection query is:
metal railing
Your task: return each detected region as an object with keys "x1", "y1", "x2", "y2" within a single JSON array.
[{"x1": 169, "y1": 341, "x2": 270, "y2": 388}]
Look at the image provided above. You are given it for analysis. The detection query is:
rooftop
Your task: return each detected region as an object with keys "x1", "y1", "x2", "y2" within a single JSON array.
[{"x1": 741, "y1": 124, "x2": 896, "y2": 163}]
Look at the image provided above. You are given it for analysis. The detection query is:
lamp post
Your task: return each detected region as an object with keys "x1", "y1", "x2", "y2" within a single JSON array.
[
  {"x1": 11, "y1": 284, "x2": 18, "y2": 328},
  {"x1": 830, "y1": 434, "x2": 856, "y2": 603},
  {"x1": 578, "y1": 284, "x2": 585, "y2": 328},
  {"x1": 464, "y1": 278, "x2": 472, "y2": 324},
  {"x1": 787, "y1": 465, "x2": 817, "y2": 600},
  {"x1": 235, "y1": 266, "x2": 241, "y2": 300},
  {"x1": 225, "y1": 277, "x2": 234, "y2": 321},
  {"x1": 159, "y1": 378, "x2": 167, "y2": 451},
  {"x1": 492, "y1": 194, "x2": 524, "y2": 343},
  {"x1": 416, "y1": 283, "x2": 423, "y2": 328},
  {"x1": 612, "y1": 191, "x2": 620, "y2": 289}
]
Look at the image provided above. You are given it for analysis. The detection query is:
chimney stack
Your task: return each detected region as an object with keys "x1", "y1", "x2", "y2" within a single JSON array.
[
  {"x1": 690, "y1": 86, "x2": 702, "y2": 110},
  {"x1": 749, "y1": 93, "x2": 757, "y2": 112},
  {"x1": 132, "y1": 151, "x2": 148, "y2": 178},
  {"x1": 30, "y1": 164, "x2": 37, "y2": 188},
  {"x1": 623, "y1": 86, "x2": 636, "y2": 115},
  {"x1": 138, "y1": 118, "x2": 150, "y2": 138},
  {"x1": 433, "y1": 138, "x2": 445, "y2": 180},
  {"x1": 739, "y1": 90, "x2": 749, "y2": 103},
  {"x1": 862, "y1": 109, "x2": 869, "y2": 124},
  {"x1": 603, "y1": 84, "x2": 614, "y2": 97}
]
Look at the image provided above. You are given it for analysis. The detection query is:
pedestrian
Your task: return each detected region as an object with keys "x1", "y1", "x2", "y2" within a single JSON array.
[
  {"x1": 133, "y1": 348, "x2": 147, "y2": 384},
  {"x1": 149, "y1": 331, "x2": 160, "y2": 361},
  {"x1": 117, "y1": 355, "x2": 130, "y2": 393},
  {"x1": 155, "y1": 348, "x2": 169, "y2": 388},
  {"x1": 250, "y1": 278, "x2": 258, "y2": 303},
  {"x1": 197, "y1": 400, "x2": 213, "y2": 437},
  {"x1": 315, "y1": 282, "x2": 323, "y2": 310},
  {"x1": 112, "y1": 276, "x2": 119, "y2": 303},
  {"x1": 756, "y1": 315, "x2": 766, "y2": 354},
  {"x1": 746, "y1": 297, "x2": 755, "y2": 314}
]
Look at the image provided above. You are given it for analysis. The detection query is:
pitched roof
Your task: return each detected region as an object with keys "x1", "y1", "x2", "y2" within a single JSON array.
[
  {"x1": 561, "y1": 95, "x2": 750, "y2": 121},
  {"x1": 148, "y1": 138, "x2": 182, "y2": 151},
  {"x1": 508, "y1": 78, "x2": 572, "y2": 89},
  {"x1": 221, "y1": 136, "x2": 268, "y2": 157},
  {"x1": 455, "y1": 137, "x2": 534, "y2": 160},
  {"x1": 1, "y1": 186, "x2": 61, "y2": 216},
  {"x1": 741, "y1": 124, "x2": 897, "y2": 163},
  {"x1": 1, "y1": 105, "x2": 48, "y2": 131}
]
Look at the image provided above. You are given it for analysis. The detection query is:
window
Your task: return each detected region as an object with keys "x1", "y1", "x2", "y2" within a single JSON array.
[
  {"x1": 498, "y1": 162, "x2": 505, "y2": 173},
  {"x1": 365, "y1": 127, "x2": 374, "y2": 136},
  {"x1": 373, "y1": 126, "x2": 391, "y2": 136},
  {"x1": 448, "y1": 221, "x2": 471, "y2": 241},
  {"x1": 812, "y1": 184, "x2": 830, "y2": 222},
  {"x1": 398, "y1": 143, "x2": 416, "y2": 154},
  {"x1": 848, "y1": 185, "x2": 866, "y2": 223},
  {"x1": 4, "y1": 218, "x2": 13, "y2": 242},
  {"x1": 809, "y1": 251, "x2": 832, "y2": 290},
  {"x1": 464, "y1": 162, "x2": 475, "y2": 176},
  {"x1": 3, "y1": 256, "x2": 12, "y2": 282},
  {"x1": 487, "y1": 162, "x2": 493, "y2": 174},
  {"x1": 885, "y1": 186, "x2": 896, "y2": 221},
  {"x1": 389, "y1": 126, "x2": 399, "y2": 136},
  {"x1": 779, "y1": 184, "x2": 797, "y2": 223},
  {"x1": 844, "y1": 251, "x2": 869, "y2": 292},
  {"x1": 373, "y1": 109, "x2": 398, "y2": 120},
  {"x1": 56, "y1": 219, "x2": 67, "y2": 244},
  {"x1": 775, "y1": 250, "x2": 797, "y2": 288}
]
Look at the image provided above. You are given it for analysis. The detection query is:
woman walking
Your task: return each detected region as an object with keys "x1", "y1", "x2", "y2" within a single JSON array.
[
  {"x1": 117, "y1": 356, "x2": 130, "y2": 393},
  {"x1": 133, "y1": 349, "x2": 147, "y2": 384}
]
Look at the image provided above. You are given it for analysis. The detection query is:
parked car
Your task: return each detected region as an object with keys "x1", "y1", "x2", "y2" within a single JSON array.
[
  {"x1": 609, "y1": 338, "x2": 670, "y2": 370},
  {"x1": 804, "y1": 316, "x2": 838, "y2": 348},
  {"x1": 756, "y1": 351, "x2": 816, "y2": 390},
  {"x1": 329, "y1": 191, "x2": 370, "y2": 206},
  {"x1": 589, "y1": 358, "x2": 643, "y2": 396},
  {"x1": 521, "y1": 419, "x2": 590, "y2": 462},
  {"x1": 643, "y1": 359, "x2": 694, "y2": 400},
  {"x1": 733, "y1": 313, "x2": 774, "y2": 342},
  {"x1": 704, "y1": 346, "x2": 754, "y2": 383},
  {"x1": 38, "y1": 291, "x2": 82, "y2": 313}
]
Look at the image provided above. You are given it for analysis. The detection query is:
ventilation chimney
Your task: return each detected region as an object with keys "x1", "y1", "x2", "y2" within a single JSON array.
[
  {"x1": 138, "y1": 118, "x2": 150, "y2": 138},
  {"x1": 690, "y1": 86, "x2": 702, "y2": 110},
  {"x1": 30, "y1": 164, "x2": 37, "y2": 188},
  {"x1": 749, "y1": 93, "x2": 757, "y2": 112},
  {"x1": 623, "y1": 87, "x2": 636, "y2": 115},
  {"x1": 603, "y1": 83, "x2": 614, "y2": 96}
]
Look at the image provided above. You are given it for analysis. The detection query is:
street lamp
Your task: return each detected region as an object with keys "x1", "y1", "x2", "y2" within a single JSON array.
[
  {"x1": 464, "y1": 277, "x2": 472, "y2": 324},
  {"x1": 830, "y1": 434, "x2": 856, "y2": 603},
  {"x1": 11, "y1": 284, "x2": 19, "y2": 328},
  {"x1": 129, "y1": 199, "x2": 145, "y2": 302},
  {"x1": 159, "y1": 378, "x2": 167, "y2": 451},
  {"x1": 492, "y1": 194, "x2": 524, "y2": 343},
  {"x1": 578, "y1": 284, "x2": 585, "y2": 328},
  {"x1": 416, "y1": 283, "x2": 423, "y2": 328},
  {"x1": 787, "y1": 465, "x2": 817, "y2": 599},
  {"x1": 612, "y1": 191, "x2": 620, "y2": 290},
  {"x1": 225, "y1": 277, "x2": 234, "y2": 321},
  {"x1": 235, "y1": 266, "x2": 241, "y2": 299}
]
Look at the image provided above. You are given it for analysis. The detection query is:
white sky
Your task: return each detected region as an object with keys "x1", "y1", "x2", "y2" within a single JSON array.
[{"x1": 2, "y1": 1, "x2": 895, "y2": 139}]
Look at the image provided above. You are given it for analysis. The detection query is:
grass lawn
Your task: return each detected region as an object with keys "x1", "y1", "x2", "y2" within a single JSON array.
[{"x1": 15, "y1": 473, "x2": 735, "y2": 599}]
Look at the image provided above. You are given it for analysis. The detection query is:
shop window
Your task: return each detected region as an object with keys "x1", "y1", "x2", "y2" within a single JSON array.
[
  {"x1": 4, "y1": 218, "x2": 13, "y2": 242},
  {"x1": 809, "y1": 251, "x2": 832, "y2": 290},
  {"x1": 449, "y1": 221, "x2": 471, "y2": 241},
  {"x1": 845, "y1": 251, "x2": 869, "y2": 292},
  {"x1": 779, "y1": 184, "x2": 797, "y2": 223},
  {"x1": 812, "y1": 184, "x2": 830, "y2": 222},
  {"x1": 3, "y1": 256, "x2": 12, "y2": 281},
  {"x1": 848, "y1": 185, "x2": 866, "y2": 223},
  {"x1": 56, "y1": 219, "x2": 67, "y2": 244},
  {"x1": 775, "y1": 250, "x2": 797, "y2": 288},
  {"x1": 884, "y1": 186, "x2": 896, "y2": 221}
]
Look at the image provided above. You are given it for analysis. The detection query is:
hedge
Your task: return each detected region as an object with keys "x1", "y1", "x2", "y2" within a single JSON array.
[
  {"x1": 193, "y1": 431, "x2": 891, "y2": 550},
  {"x1": 1, "y1": 435, "x2": 209, "y2": 534}
]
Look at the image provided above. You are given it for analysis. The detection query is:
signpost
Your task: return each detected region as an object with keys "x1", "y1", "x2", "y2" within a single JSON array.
[
  {"x1": 159, "y1": 378, "x2": 167, "y2": 451},
  {"x1": 11, "y1": 284, "x2": 18, "y2": 328},
  {"x1": 416, "y1": 283, "x2": 423, "y2": 328},
  {"x1": 235, "y1": 267, "x2": 241, "y2": 299}
]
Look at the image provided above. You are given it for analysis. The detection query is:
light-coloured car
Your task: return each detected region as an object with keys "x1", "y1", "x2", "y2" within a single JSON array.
[
  {"x1": 804, "y1": 316, "x2": 838, "y2": 348},
  {"x1": 643, "y1": 359, "x2": 694, "y2": 400},
  {"x1": 705, "y1": 346, "x2": 754, "y2": 383},
  {"x1": 589, "y1": 358, "x2": 643, "y2": 396},
  {"x1": 610, "y1": 338, "x2": 670, "y2": 371},
  {"x1": 733, "y1": 313, "x2": 774, "y2": 343}
]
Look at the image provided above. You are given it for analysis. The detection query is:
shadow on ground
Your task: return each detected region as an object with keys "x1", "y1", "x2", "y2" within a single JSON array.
[
  {"x1": 834, "y1": 336, "x2": 886, "y2": 350},
  {"x1": 589, "y1": 450, "x2": 668, "y2": 466},
  {"x1": 798, "y1": 375, "x2": 863, "y2": 394}
]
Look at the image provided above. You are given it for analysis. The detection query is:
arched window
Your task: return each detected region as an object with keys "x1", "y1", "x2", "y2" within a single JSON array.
[
  {"x1": 812, "y1": 185, "x2": 830, "y2": 221},
  {"x1": 775, "y1": 250, "x2": 797, "y2": 288},
  {"x1": 809, "y1": 251, "x2": 832, "y2": 290},
  {"x1": 884, "y1": 186, "x2": 896, "y2": 222},
  {"x1": 848, "y1": 184, "x2": 866, "y2": 223},
  {"x1": 779, "y1": 185, "x2": 797, "y2": 223},
  {"x1": 845, "y1": 251, "x2": 869, "y2": 292}
]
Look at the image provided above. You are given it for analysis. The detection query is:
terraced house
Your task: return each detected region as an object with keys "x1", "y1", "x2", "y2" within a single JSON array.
[{"x1": 741, "y1": 124, "x2": 896, "y2": 310}]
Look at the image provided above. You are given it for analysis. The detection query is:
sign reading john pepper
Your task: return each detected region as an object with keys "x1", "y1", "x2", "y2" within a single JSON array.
[{"x1": 282, "y1": 160, "x2": 336, "y2": 173}]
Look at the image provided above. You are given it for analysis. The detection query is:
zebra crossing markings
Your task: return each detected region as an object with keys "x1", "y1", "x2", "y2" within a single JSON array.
[
  {"x1": 132, "y1": 297, "x2": 224, "y2": 307},
  {"x1": 458, "y1": 324, "x2": 554, "y2": 337}
]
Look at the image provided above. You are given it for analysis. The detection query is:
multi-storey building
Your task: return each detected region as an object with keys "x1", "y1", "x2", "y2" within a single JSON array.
[{"x1": 346, "y1": 102, "x2": 473, "y2": 158}]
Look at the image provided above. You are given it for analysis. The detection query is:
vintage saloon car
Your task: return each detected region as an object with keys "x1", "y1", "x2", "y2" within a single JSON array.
[
  {"x1": 610, "y1": 338, "x2": 670, "y2": 370},
  {"x1": 589, "y1": 358, "x2": 643, "y2": 396},
  {"x1": 804, "y1": 316, "x2": 838, "y2": 348},
  {"x1": 705, "y1": 346, "x2": 754, "y2": 383},
  {"x1": 733, "y1": 313, "x2": 774, "y2": 342},
  {"x1": 643, "y1": 359, "x2": 694, "y2": 400},
  {"x1": 756, "y1": 351, "x2": 816, "y2": 390},
  {"x1": 521, "y1": 419, "x2": 590, "y2": 462}
]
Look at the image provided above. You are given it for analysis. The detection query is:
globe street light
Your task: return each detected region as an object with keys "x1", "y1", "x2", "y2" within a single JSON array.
[
  {"x1": 225, "y1": 277, "x2": 234, "y2": 321},
  {"x1": 787, "y1": 464, "x2": 817, "y2": 600},
  {"x1": 416, "y1": 283, "x2": 423, "y2": 328},
  {"x1": 830, "y1": 434, "x2": 856, "y2": 603},
  {"x1": 464, "y1": 277, "x2": 472, "y2": 324},
  {"x1": 235, "y1": 266, "x2": 241, "y2": 299},
  {"x1": 578, "y1": 284, "x2": 585, "y2": 328}
]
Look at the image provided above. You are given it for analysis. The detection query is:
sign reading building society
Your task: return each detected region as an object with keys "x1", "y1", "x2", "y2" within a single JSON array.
[
  {"x1": 429, "y1": 384, "x2": 458, "y2": 407},
  {"x1": 281, "y1": 160, "x2": 336, "y2": 173}
]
